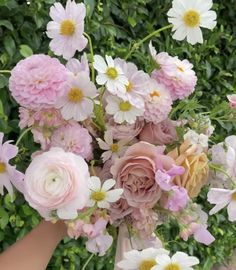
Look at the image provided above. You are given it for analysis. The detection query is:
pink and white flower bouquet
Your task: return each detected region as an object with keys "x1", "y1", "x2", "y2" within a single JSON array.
[{"x1": 1, "y1": 0, "x2": 236, "y2": 268}]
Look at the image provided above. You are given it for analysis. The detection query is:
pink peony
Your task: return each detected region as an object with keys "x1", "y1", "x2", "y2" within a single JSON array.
[
  {"x1": 111, "y1": 142, "x2": 175, "y2": 208},
  {"x1": 0, "y1": 133, "x2": 24, "y2": 199},
  {"x1": 139, "y1": 119, "x2": 177, "y2": 145},
  {"x1": 23, "y1": 147, "x2": 90, "y2": 220},
  {"x1": 150, "y1": 46, "x2": 197, "y2": 100},
  {"x1": 107, "y1": 118, "x2": 145, "y2": 141},
  {"x1": 51, "y1": 121, "x2": 93, "y2": 160},
  {"x1": 143, "y1": 79, "x2": 173, "y2": 124},
  {"x1": 227, "y1": 94, "x2": 236, "y2": 109},
  {"x1": 9, "y1": 54, "x2": 67, "y2": 109}
]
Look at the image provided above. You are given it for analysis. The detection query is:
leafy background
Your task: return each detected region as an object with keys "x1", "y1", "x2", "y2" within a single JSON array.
[{"x1": 0, "y1": 0, "x2": 236, "y2": 269}]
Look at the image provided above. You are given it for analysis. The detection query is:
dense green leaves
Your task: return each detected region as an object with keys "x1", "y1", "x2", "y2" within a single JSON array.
[{"x1": 0, "y1": 0, "x2": 236, "y2": 269}]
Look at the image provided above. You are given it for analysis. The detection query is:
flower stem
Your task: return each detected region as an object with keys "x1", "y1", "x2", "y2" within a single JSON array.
[
  {"x1": 0, "y1": 70, "x2": 11, "y2": 74},
  {"x1": 84, "y1": 32, "x2": 95, "y2": 83},
  {"x1": 125, "y1": 24, "x2": 172, "y2": 60},
  {"x1": 82, "y1": 253, "x2": 95, "y2": 270},
  {"x1": 16, "y1": 127, "x2": 31, "y2": 146}
]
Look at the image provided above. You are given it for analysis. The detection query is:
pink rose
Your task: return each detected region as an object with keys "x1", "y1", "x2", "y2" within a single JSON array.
[
  {"x1": 111, "y1": 142, "x2": 174, "y2": 208},
  {"x1": 24, "y1": 147, "x2": 90, "y2": 220},
  {"x1": 227, "y1": 94, "x2": 236, "y2": 108},
  {"x1": 109, "y1": 198, "x2": 133, "y2": 222},
  {"x1": 139, "y1": 119, "x2": 177, "y2": 145}
]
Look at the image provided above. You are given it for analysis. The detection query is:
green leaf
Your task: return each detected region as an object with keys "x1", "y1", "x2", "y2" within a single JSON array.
[
  {"x1": 93, "y1": 103, "x2": 106, "y2": 132},
  {"x1": 3, "y1": 35, "x2": 16, "y2": 57},
  {"x1": 19, "y1": 44, "x2": 33, "y2": 58},
  {"x1": 0, "y1": 207, "x2": 9, "y2": 229},
  {"x1": 128, "y1": 16, "x2": 137, "y2": 27},
  {"x1": 0, "y1": 20, "x2": 13, "y2": 31},
  {"x1": 0, "y1": 75, "x2": 8, "y2": 88},
  {"x1": 0, "y1": 99, "x2": 7, "y2": 121}
]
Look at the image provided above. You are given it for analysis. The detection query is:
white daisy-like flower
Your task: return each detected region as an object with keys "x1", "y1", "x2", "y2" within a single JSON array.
[
  {"x1": 56, "y1": 73, "x2": 97, "y2": 121},
  {"x1": 46, "y1": 0, "x2": 88, "y2": 60},
  {"x1": 97, "y1": 130, "x2": 129, "y2": 162},
  {"x1": 93, "y1": 55, "x2": 129, "y2": 95},
  {"x1": 117, "y1": 248, "x2": 169, "y2": 270},
  {"x1": 87, "y1": 176, "x2": 123, "y2": 209},
  {"x1": 167, "y1": 0, "x2": 217, "y2": 45},
  {"x1": 153, "y1": 252, "x2": 199, "y2": 270},
  {"x1": 105, "y1": 95, "x2": 144, "y2": 124}
]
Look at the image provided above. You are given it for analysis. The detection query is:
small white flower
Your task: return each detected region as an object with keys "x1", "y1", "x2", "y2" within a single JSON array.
[
  {"x1": 167, "y1": 0, "x2": 217, "y2": 45},
  {"x1": 105, "y1": 95, "x2": 144, "y2": 124},
  {"x1": 153, "y1": 252, "x2": 199, "y2": 270},
  {"x1": 93, "y1": 55, "x2": 128, "y2": 95},
  {"x1": 184, "y1": 129, "x2": 208, "y2": 150},
  {"x1": 117, "y1": 248, "x2": 169, "y2": 270},
  {"x1": 97, "y1": 130, "x2": 128, "y2": 162},
  {"x1": 87, "y1": 176, "x2": 123, "y2": 209},
  {"x1": 56, "y1": 73, "x2": 97, "y2": 121}
]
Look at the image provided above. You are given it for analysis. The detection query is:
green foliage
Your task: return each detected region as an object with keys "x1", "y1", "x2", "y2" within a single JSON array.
[{"x1": 0, "y1": 0, "x2": 236, "y2": 269}]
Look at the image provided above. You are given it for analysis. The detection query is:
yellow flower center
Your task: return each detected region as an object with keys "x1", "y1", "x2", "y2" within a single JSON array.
[
  {"x1": 91, "y1": 191, "x2": 106, "y2": 202},
  {"x1": 0, "y1": 162, "x2": 6, "y2": 174},
  {"x1": 126, "y1": 81, "x2": 133, "y2": 92},
  {"x1": 139, "y1": 259, "x2": 157, "y2": 270},
  {"x1": 68, "y1": 87, "x2": 84, "y2": 103},
  {"x1": 150, "y1": 91, "x2": 160, "y2": 98},
  {"x1": 111, "y1": 143, "x2": 119, "y2": 153},
  {"x1": 119, "y1": 101, "x2": 132, "y2": 112},
  {"x1": 232, "y1": 192, "x2": 236, "y2": 201},
  {"x1": 183, "y1": 10, "x2": 200, "y2": 28},
  {"x1": 164, "y1": 263, "x2": 181, "y2": 270},
  {"x1": 60, "y1": 19, "x2": 76, "y2": 36},
  {"x1": 177, "y1": 66, "x2": 184, "y2": 72},
  {"x1": 106, "y1": 67, "x2": 118, "y2": 79}
]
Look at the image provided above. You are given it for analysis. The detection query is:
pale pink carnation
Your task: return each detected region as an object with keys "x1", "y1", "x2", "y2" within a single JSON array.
[
  {"x1": 51, "y1": 121, "x2": 93, "y2": 160},
  {"x1": 139, "y1": 119, "x2": 177, "y2": 145},
  {"x1": 150, "y1": 47, "x2": 197, "y2": 100},
  {"x1": 33, "y1": 108, "x2": 64, "y2": 127},
  {"x1": 107, "y1": 118, "x2": 145, "y2": 141},
  {"x1": 227, "y1": 94, "x2": 236, "y2": 109},
  {"x1": 143, "y1": 79, "x2": 172, "y2": 124},
  {"x1": 9, "y1": 54, "x2": 67, "y2": 109},
  {"x1": 23, "y1": 147, "x2": 90, "y2": 220},
  {"x1": 19, "y1": 107, "x2": 35, "y2": 129}
]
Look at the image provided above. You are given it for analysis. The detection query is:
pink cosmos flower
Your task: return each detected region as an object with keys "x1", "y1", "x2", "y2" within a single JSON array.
[
  {"x1": 9, "y1": 55, "x2": 67, "y2": 109},
  {"x1": 208, "y1": 188, "x2": 236, "y2": 222},
  {"x1": 23, "y1": 147, "x2": 90, "y2": 220},
  {"x1": 150, "y1": 44, "x2": 197, "y2": 100},
  {"x1": 143, "y1": 79, "x2": 173, "y2": 124},
  {"x1": 139, "y1": 119, "x2": 177, "y2": 145},
  {"x1": 0, "y1": 133, "x2": 24, "y2": 199},
  {"x1": 51, "y1": 121, "x2": 93, "y2": 160},
  {"x1": 66, "y1": 53, "x2": 90, "y2": 77},
  {"x1": 164, "y1": 186, "x2": 189, "y2": 212},
  {"x1": 114, "y1": 58, "x2": 150, "y2": 109},
  {"x1": 86, "y1": 233, "x2": 113, "y2": 256},
  {"x1": 46, "y1": 0, "x2": 87, "y2": 60},
  {"x1": 227, "y1": 94, "x2": 236, "y2": 108}
]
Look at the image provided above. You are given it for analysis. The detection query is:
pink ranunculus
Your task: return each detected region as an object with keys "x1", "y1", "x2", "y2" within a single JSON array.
[
  {"x1": 227, "y1": 94, "x2": 236, "y2": 108},
  {"x1": 111, "y1": 142, "x2": 174, "y2": 208},
  {"x1": 139, "y1": 119, "x2": 177, "y2": 145},
  {"x1": 107, "y1": 118, "x2": 145, "y2": 141},
  {"x1": 9, "y1": 54, "x2": 67, "y2": 109},
  {"x1": 23, "y1": 147, "x2": 90, "y2": 220}
]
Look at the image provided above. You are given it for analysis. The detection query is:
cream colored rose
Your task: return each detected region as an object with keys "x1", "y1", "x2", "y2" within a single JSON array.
[{"x1": 168, "y1": 140, "x2": 209, "y2": 198}]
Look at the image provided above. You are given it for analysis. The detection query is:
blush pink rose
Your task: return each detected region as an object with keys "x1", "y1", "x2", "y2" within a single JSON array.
[
  {"x1": 111, "y1": 142, "x2": 174, "y2": 208},
  {"x1": 24, "y1": 147, "x2": 90, "y2": 220},
  {"x1": 139, "y1": 119, "x2": 177, "y2": 145},
  {"x1": 109, "y1": 198, "x2": 134, "y2": 222}
]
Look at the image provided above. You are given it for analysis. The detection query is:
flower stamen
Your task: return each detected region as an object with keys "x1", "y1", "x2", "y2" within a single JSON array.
[
  {"x1": 183, "y1": 10, "x2": 200, "y2": 28},
  {"x1": 106, "y1": 67, "x2": 118, "y2": 79},
  {"x1": 68, "y1": 87, "x2": 84, "y2": 103},
  {"x1": 232, "y1": 192, "x2": 236, "y2": 201},
  {"x1": 0, "y1": 162, "x2": 6, "y2": 174},
  {"x1": 139, "y1": 259, "x2": 157, "y2": 270},
  {"x1": 111, "y1": 143, "x2": 119, "y2": 153},
  {"x1": 119, "y1": 101, "x2": 132, "y2": 112},
  {"x1": 91, "y1": 191, "x2": 106, "y2": 202},
  {"x1": 60, "y1": 19, "x2": 76, "y2": 36},
  {"x1": 164, "y1": 263, "x2": 181, "y2": 270}
]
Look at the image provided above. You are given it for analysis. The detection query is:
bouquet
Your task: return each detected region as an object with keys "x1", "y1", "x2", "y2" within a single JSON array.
[{"x1": 1, "y1": 0, "x2": 236, "y2": 269}]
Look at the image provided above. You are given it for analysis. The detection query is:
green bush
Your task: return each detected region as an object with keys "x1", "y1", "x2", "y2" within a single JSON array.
[{"x1": 0, "y1": 0, "x2": 236, "y2": 269}]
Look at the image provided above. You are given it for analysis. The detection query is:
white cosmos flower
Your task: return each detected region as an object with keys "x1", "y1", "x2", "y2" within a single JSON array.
[
  {"x1": 153, "y1": 252, "x2": 199, "y2": 270},
  {"x1": 46, "y1": 0, "x2": 87, "y2": 60},
  {"x1": 87, "y1": 176, "x2": 123, "y2": 209},
  {"x1": 117, "y1": 248, "x2": 169, "y2": 270},
  {"x1": 167, "y1": 0, "x2": 217, "y2": 45},
  {"x1": 105, "y1": 95, "x2": 144, "y2": 124},
  {"x1": 93, "y1": 55, "x2": 128, "y2": 95},
  {"x1": 56, "y1": 72, "x2": 97, "y2": 121},
  {"x1": 97, "y1": 130, "x2": 129, "y2": 162}
]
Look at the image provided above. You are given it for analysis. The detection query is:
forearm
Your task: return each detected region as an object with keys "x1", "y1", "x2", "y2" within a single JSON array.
[{"x1": 0, "y1": 220, "x2": 67, "y2": 270}]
